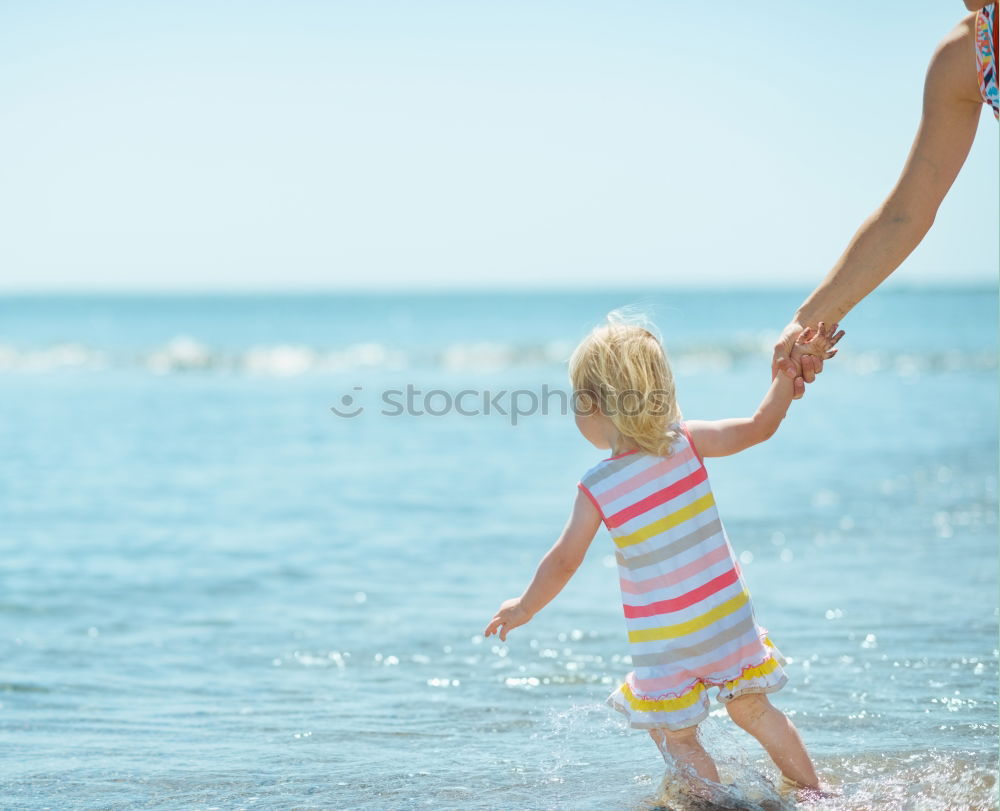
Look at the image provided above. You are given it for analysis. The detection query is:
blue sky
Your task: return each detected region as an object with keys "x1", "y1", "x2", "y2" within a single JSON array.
[{"x1": 1, "y1": 1, "x2": 996, "y2": 291}]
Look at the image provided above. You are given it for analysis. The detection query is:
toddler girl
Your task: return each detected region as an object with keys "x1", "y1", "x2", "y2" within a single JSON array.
[{"x1": 484, "y1": 314, "x2": 842, "y2": 803}]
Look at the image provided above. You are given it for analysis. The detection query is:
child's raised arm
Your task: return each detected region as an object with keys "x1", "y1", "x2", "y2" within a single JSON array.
[
  {"x1": 484, "y1": 489, "x2": 602, "y2": 642},
  {"x1": 686, "y1": 322, "x2": 843, "y2": 458}
]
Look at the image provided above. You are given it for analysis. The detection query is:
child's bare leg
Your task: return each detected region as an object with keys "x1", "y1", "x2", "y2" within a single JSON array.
[
  {"x1": 725, "y1": 693, "x2": 819, "y2": 789},
  {"x1": 648, "y1": 725, "x2": 720, "y2": 784}
]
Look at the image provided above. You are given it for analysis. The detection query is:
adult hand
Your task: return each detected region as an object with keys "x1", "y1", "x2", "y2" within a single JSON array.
[{"x1": 771, "y1": 321, "x2": 844, "y2": 399}]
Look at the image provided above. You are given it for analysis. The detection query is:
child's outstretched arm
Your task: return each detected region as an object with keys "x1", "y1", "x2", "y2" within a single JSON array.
[
  {"x1": 687, "y1": 322, "x2": 844, "y2": 458},
  {"x1": 484, "y1": 490, "x2": 602, "y2": 642}
]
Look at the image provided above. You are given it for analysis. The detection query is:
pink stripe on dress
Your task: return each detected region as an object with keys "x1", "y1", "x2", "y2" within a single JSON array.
[
  {"x1": 598, "y1": 446, "x2": 695, "y2": 505},
  {"x1": 622, "y1": 567, "x2": 739, "y2": 618},
  {"x1": 631, "y1": 637, "x2": 770, "y2": 693},
  {"x1": 606, "y1": 465, "x2": 708, "y2": 528},
  {"x1": 619, "y1": 541, "x2": 731, "y2": 595}
]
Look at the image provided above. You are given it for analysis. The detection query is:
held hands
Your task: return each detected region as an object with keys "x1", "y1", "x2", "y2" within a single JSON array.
[
  {"x1": 772, "y1": 321, "x2": 845, "y2": 399},
  {"x1": 484, "y1": 597, "x2": 533, "y2": 642},
  {"x1": 794, "y1": 321, "x2": 844, "y2": 365}
]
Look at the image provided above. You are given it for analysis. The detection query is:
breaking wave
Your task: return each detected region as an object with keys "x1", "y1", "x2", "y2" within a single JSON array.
[{"x1": 0, "y1": 336, "x2": 994, "y2": 377}]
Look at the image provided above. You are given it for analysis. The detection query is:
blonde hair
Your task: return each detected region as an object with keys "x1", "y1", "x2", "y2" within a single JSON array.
[{"x1": 568, "y1": 311, "x2": 681, "y2": 456}]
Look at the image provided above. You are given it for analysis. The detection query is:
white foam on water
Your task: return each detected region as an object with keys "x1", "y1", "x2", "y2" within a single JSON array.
[
  {"x1": 0, "y1": 337, "x2": 994, "y2": 376},
  {"x1": 510, "y1": 702, "x2": 999, "y2": 811},
  {"x1": 0, "y1": 342, "x2": 108, "y2": 372}
]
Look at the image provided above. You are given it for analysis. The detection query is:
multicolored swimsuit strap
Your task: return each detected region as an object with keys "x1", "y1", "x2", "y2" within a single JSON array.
[{"x1": 975, "y1": 2, "x2": 999, "y2": 119}]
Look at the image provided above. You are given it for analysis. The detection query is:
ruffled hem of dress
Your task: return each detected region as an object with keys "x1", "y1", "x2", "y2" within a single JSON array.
[
  {"x1": 622, "y1": 632, "x2": 785, "y2": 703},
  {"x1": 605, "y1": 695, "x2": 709, "y2": 731},
  {"x1": 716, "y1": 675, "x2": 788, "y2": 705}
]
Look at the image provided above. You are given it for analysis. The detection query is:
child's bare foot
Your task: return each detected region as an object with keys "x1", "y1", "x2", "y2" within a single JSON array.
[{"x1": 777, "y1": 773, "x2": 840, "y2": 802}]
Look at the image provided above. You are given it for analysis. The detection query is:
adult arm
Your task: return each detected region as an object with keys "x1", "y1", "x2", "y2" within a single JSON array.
[{"x1": 773, "y1": 13, "x2": 985, "y2": 388}]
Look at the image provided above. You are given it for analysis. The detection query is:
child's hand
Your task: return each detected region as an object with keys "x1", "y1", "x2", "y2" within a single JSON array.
[
  {"x1": 789, "y1": 321, "x2": 845, "y2": 380},
  {"x1": 484, "y1": 598, "x2": 533, "y2": 642}
]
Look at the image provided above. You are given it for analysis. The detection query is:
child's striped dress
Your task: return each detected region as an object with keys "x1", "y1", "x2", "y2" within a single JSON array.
[{"x1": 578, "y1": 423, "x2": 787, "y2": 731}]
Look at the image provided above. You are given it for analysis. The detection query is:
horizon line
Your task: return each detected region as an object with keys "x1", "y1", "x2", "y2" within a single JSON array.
[{"x1": 0, "y1": 281, "x2": 996, "y2": 297}]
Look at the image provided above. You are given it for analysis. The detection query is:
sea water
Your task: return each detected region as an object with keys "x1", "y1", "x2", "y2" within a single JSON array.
[{"x1": 0, "y1": 289, "x2": 996, "y2": 810}]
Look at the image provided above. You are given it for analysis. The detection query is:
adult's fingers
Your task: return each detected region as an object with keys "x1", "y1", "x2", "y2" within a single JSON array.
[{"x1": 792, "y1": 376, "x2": 805, "y2": 400}]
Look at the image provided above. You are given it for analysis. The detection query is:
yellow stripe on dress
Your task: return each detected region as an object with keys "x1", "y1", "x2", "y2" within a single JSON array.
[
  {"x1": 620, "y1": 680, "x2": 707, "y2": 712},
  {"x1": 627, "y1": 590, "x2": 749, "y2": 644},
  {"x1": 722, "y1": 654, "x2": 782, "y2": 690},
  {"x1": 612, "y1": 492, "x2": 715, "y2": 549}
]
